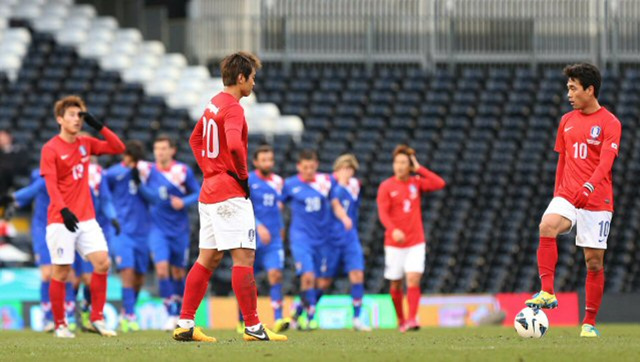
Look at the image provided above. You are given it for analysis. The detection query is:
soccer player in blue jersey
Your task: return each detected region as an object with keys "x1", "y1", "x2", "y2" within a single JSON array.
[
  {"x1": 3, "y1": 169, "x2": 78, "y2": 331},
  {"x1": 136, "y1": 135, "x2": 200, "y2": 330},
  {"x1": 320, "y1": 154, "x2": 370, "y2": 331},
  {"x1": 282, "y1": 150, "x2": 352, "y2": 330},
  {"x1": 75, "y1": 156, "x2": 120, "y2": 330},
  {"x1": 105, "y1": 140, "x2": 151, "y2": 332},
  {"x1": 236, "y1": 144, "x2": 289, "y2": 333}
]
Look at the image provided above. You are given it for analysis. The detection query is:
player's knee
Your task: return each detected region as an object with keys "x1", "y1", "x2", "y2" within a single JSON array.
[
  {"x1": 350, "y1": 271, "x2": 364, "y2": 283},
  {"x1": 156, "y1": 264, "x2": 169, "y2": 278},
  {"x1": 269, "y1": 270, "x2": 282, "y2": 284},
  {"x1": 538, "y1": 221, "x2": 559, "y2": 237},
  {"x1": 94, "y1": 257, "x2": 110, "y2": 273},
  {"x1": 585, "y1": 257, "x2": 603, "y2": 271},
  {"x1": 389, "y1": 280, "x2": 403, "y2": 291}
]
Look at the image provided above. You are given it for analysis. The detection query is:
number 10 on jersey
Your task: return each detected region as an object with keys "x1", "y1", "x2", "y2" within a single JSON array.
[{"x1": 202, "y1": 117, "x2": 219, "y2": 159}]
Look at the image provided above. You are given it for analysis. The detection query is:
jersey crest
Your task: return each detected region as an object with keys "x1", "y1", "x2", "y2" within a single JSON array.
[{"x1": 309, "y1": 173, "x2": 332, "y2": 197}]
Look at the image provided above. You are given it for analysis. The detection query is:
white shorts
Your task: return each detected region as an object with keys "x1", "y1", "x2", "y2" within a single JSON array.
[
  {"x1": 543, "y1": 197, "x2": 612, "y2": 250},
  {"x1": 198, "y1": 198, "x2": 257, "y2": 251},
  {"x1": 384, "y1": 243, "x2": 426, "y2": 280},
  {"x1": 46, "y1": 219, "x2": 108, "y2": 265}
]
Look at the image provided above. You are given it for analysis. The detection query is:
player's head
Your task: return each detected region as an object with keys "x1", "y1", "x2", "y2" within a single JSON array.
[
  {"x1": 153, "y1": 134, "x2": 176, "y2": 165},
  {"x1": 563, "y1": 63, "x2": 601, "y2": 110},
  {"x1": 0, "y1": 129, "x2": 12, "y2": 150},
  {"x1": 54, "y1": 95, "x2": 86, "y2": 135},
  {"x1": 297, "y1": 149, "x2": 318, "y2": 181},
  {"x1": 124, "y1": 140, "x2": 145, "y2": 166},
  {"x1": 253, "y1": 144, "x2": 275, "y2": 175},
  {"x1": 333, "y1": 154, "x2": 359, "y2": 181},
  {"x1": 220, "y1": 51, "x2": 262, "y2": 97},
  {"x1": 392, "y1": 144, "x2": 416, "y2": 179}
]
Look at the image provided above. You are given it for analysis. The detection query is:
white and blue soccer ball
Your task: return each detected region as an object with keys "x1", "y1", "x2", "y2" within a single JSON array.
[{"x1": 514, "y1": 307, "x2": 549, "y2": 338}]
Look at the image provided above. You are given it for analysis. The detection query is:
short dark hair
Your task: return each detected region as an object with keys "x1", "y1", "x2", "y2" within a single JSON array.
[
  {"x1": 563, "y1": 63, "x2": 601, "y2": 98},
  {"x1": 220, "y1": 52, "x2": 262, "y2": 86},
  {"x1": 253, "y1": 144, "x2": 274, "y2": 160},
  {"x1": 125, "y1": 140, "x2": 145, "y2": 162},
  {"x1": 154, "y1": 134, "x2": 176, "y2": 148},
  {"x1": 298, "y1": 149, "x2": 318, "y2": 162}
]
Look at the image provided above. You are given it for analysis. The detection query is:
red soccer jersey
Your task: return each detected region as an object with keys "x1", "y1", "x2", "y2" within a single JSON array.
[
  {"x1": 377, "y1": 167, "x2": 446, "y2": 248},
  {"x1": 189, "y1": 92, "x2": 248, "y2": 204},
  {"x1": 40, "y1": 128, "x2": 125, "y2": 225},
  {"x1": 554, "y1": 107, "x2": 621, "y2": 212}
]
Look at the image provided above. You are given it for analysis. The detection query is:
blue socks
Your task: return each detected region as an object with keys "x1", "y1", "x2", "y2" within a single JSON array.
[
  {"x1": 41, "y1": 281, "x2": 53, "y2": 321},
  {"x1": 64, "y1": 282, "x2": 76, "y2": 319},
  {"x1": 351, "y1": 283, "x2": 364, "y2": 318},
  {"x1": 302, "y1": 289, "x2": 317, "y2": 321},
  {"x1": 270, "y1": 283, "x2": 283, "y2": 320},
  {"x1": 159, "y1": 278, "x2": 174, "y2": 315},
  {"x1": 172, "y1": 278, "x2": 185, "y2": 317},
  {"x1": 122, "y1": 287, "x2": 136, "y2": 317}
]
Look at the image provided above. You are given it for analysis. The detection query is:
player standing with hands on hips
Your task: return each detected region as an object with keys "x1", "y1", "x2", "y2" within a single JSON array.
[
  {"x1": 526, "y1": 63, "x2": 621, "y2": 338},
  {"x1": 40, "y1": 95, "x2": 125, "y2": 338},
  {"x1": 377, "y1": 145, "x2": 446, "y2": 333},
  {"x1": 172, "y1": 52, "x2": 287, "y2": 342}
]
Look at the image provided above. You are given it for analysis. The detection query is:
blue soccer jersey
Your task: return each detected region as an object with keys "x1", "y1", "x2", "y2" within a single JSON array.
[
  {"x1": 13, "y1": 169, "x2": 50, "y2": 265},
  {"x1": 89, "y1": 163, "x2": 117, "y2": 237},
  {"x1": 329, "y1": 176, "x2": 361, "y2": 245},
  {"x1": 282, "y1": 173, "x2": 335, "y2": 246},
  {"x1": 249, "y1": 170, "x2": 284, "y2": 249},
  {"x1": 105, "y1": 162, "x2": 152, "y2": 238}
]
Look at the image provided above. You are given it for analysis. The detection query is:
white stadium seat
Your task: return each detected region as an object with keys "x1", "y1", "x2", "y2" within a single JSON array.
[
  {"x1": 131, "y1": 53, "x2": 160, "y2": 69},
  {"x1": 78, "y1": 41, "x2": 110, "y2": 59},
  {"x1": 167, "y1": 91, "x2": 200, "y2": 109},
  {"x1": 64, "y1": 17, "x2": 92, "y2": 31},
  {"x1": 68, "y1": 4, "x2": 96, "y2": 19},
  {"x1": 0, "y1": 53, "x2": 21, "y2": 81},
  {"x1": 91, "y1": 16, "x2": 118, "y2": 31},
  {"x1": 276, "y1": 115, "x2": 305, "y2": 137},
  {"x1": 41, "y1": 3, "x2": 69, "y2": 18},
  {"x1": 0, "y1": 0, "x2": 18, "y2": 7},
  {"x1": 2, "y1": 28, "x2": 31, "y2": 44},
  {"x1": 122, "y1": 66, "x2": 155, "y2": 84},
  {"x1": 0, "y1": 41, "x2": 28, "y2": 58},
  {"x1": 154, "y1": 66, "x2": 182, "y2": 81},
  {"x1": 100, "y1": 53, "x2": 131, "y2": 71},
  {"x1": 109, "y1": 41, "x2": 139, "y2": 57},
  {"x1": 56, "y1": 27, "x2": 87, "y2": 46},
  {"x1": 145, "y1": 78, "x2": 176, "y2": 97},
  {"x1": 33, "y1": 17, "x2": 63, "y2": 33},
  {"x1": 114, "y1": 28, "x2": 142, "y2": 44},
  {"x1": 181, "y1": 65, "x2": 210, "y2": 80},
  {"x1": 87, "y1": 28, "x2": 114, "y2": 43},
  {"x1": 139, "y1": 41, "x2": 165, "y2": 56},
  {"x1": 160, "y1": 53, "x2": 187, "y2": 68},
  {"x1": 47, "y1": 0, "x2": 74, "y2": 6},
  {"x1": 11, "y1": 3, "x2": 42, "y2": 20}
]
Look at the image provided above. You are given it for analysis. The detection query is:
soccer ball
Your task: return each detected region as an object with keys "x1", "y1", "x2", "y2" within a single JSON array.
[{"x1": 514, "y1": 307, "x2": 549, "y2": 338}]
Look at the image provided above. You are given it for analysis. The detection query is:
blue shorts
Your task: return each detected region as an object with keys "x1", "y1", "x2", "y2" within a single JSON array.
[
  {"x1": 148, "y1": 227, "x2": 190, "y2": 268},
  {"x1": 73, "y1": 252, "x2": 94, "y2": 275},
  {"x1": 255, "y1": 242, "x2": 284, "y2": 274},
  {"x1": 32, "y1": 225, "x2": 51, "y2": 266},
  {"x1": 112, "y1": 233, "x2": 150, "y2": 274},
  {"x1": 290, "y1": 242, "x2": 328, "y2": 277},
  {"x1": 324, "y1": 237, "x2": 365, "y2": 278}
]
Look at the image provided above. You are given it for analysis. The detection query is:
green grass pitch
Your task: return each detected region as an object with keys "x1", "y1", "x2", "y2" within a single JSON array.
[{"x1": 1, "y1": 325, "x2": 640, "y2": 361}]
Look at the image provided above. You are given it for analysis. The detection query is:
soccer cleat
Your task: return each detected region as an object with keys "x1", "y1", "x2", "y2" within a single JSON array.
[
  {"x1": 580, "y1": 324, "x2": 600, "y2": 337},
  {"x1": 80, "y1": 311, "x2": 91, "y2": 331},
  {"x1": 172, "y1": 326, "x2": 217, "y2": 342},
  {"x1": 236, "y1": 321, "x2": 245, "y2": 334},
  {"x1": 308, "y1": 319, "x2": 319, "y2": 331},
  {"x1": 525, "y1": 291, "x2": 558, "y2": 309},
  {"x1": 53, "y1": 325, "x2": 75, "y2": 338},
  {"x1": 353, "y1": 318, "x2": 372, "y2": 332},
  {"x1": 404, "y1": 319, "x2": 420, "y2": 332},
  {"x1": 88, "y1": 319, "x2": 117, "y2": 337},
  {"x1": 243, "y1": 325, "x2": 288, "y2": 342},
  {"x1": 296, "y1": 315, "x2": 309, "y2": 331},
  {"x1": 120, "y1": 318, "x2": 141, "y2": 333},
  {"x1": 43, "y1": 320, "x2": 55, "y2": 333},
  {"x1": 273, "y1": 318, "x2": 291, "y2": 333}
]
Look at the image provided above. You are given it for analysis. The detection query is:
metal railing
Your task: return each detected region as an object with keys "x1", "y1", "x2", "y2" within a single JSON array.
[{"x1": 187, "y1": 0, "x2": 640, "y2": 70}]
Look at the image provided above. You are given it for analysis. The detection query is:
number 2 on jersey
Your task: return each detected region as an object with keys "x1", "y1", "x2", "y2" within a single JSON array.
[{"x1": 202, "y1": 117, "x2": 219, "y2": 159}]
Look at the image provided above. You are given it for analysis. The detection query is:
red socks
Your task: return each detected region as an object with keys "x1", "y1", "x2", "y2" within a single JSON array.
[
  {"x1": 232, "y1": 266, "x2": 260, "y2": 327},
  {"x1": 390, "y1": 287, "x2": 405, "y2": 325},
  {"x1": 583, "y1": 268, "x2": 605, "y2": 326},
  {"x1": 50, "y1": 278, "x2": 66, "y2": 328},
  {"x1": 537, "y1": 236, "x2": 558, "y2": 294},
  {"x1": 90, "y1": 272, "x2": 107, "y2": 322},
  {"x1": 407, "y1": 287, "x2": 421, "y2": 321},
  {"x1": 180, "y1": 262, "x2": 212, "y2": 321}
]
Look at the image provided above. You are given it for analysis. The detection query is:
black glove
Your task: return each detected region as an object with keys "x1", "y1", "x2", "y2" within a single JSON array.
[
  {"x1": 60, "y1": 207, "x2": 79, "y2": 232},
  {"x1": 226, "y1": 171, "x2": 250, "y2": 199},
  {"x1": 111, "y1": 218, "x2": 121, "y2": 235},
  {"x1": 130, "y1": 167, "x2": 141, "y2": 185},
  {"x1": 0, "y1": 194, "x2": 14, "y2": 208},
  {"x1": 79, "y1": 111, "x2": 104, "y2": 131}
]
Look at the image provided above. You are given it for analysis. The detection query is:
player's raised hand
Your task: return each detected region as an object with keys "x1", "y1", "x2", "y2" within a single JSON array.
[
  {"x1": 60, "y1": 207, "x2": 79, "y2": 232},
  {"x1": 170, "y1": 195, "x2": 185, "y2": 210},
  {"x1": 257, "y1": 224, "x2": 271, "y2": 244},
  {"x1": 111, "y1": 218, "x2": 121, "y2": 235},
  {"x1": 410, "y1": 155, "x2": 421, "y2": 171},
  {"x1": 572, "y1": 182, "x2": 593, "y2": 209},
  {"x1": 392, "y1": 228, "x2": 406, "y2": 243},
  {"x1": 79, "y1": 112, "x2": 104, "y2": 131},
  {"x1": 341, "y1": 215, "x2": 353, "y2": 231}
]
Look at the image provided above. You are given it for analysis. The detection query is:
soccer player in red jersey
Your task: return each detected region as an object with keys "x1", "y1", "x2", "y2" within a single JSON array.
[
  {"x1": 526, "y1": 64, "x2": 621, "y2": 338},
  {"x1": 377, "y1": 145, "x2": 446, "y2": 332},
  {"x1": 172, "y1": 52, "x2": 287, "y2": 342},
  {"x1": 40, "y1": 95, "x2": 125, "y2": 338}
]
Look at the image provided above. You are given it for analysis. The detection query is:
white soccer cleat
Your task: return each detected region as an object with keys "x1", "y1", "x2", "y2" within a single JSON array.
[
  {"x1": 353, "y1": 318, "x2": 372, "y2": 332},
  {"x1": 53, "y1": 325, "x2": 76, "y2": 338},
  {"x1": 163, "y1": 316, "x2": 179, "y2": 331},
  {"x1": 89, "y1": 319, "x2": 117, "y2": 337},
  {"x1": 43, "y1": 320, "x2": 56, "y2": 333}
]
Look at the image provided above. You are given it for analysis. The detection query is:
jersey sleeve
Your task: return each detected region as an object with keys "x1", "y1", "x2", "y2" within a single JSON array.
[
  {"x1": 13, "y1": 177, "x2": 46, "y2": 208},
  {"x1": 415, "y1": 166, "x2": 446, "y2": 192},
  {"x1": 189, "y1": 119, "x2": 204, "y2": 170},
  {"x1": 376, "y1": 181, "x2": 396, "y2": 231},
  {"x1": 98, "y1": 172, "x2": 117, "y2": 220},
  {"x1": 85, "y1": 128, "x2": 126, "y2": 156},
  {"x1": 281, "y1": 181, "x2": 292, "y2": 204},
  {"x1": 40, "y1": 146, "x2": 66, "y2": 213},
  {"x1": 224, "y1": 104, "x2": 248, "y2": 179},
  {"x1": 554, "y1": 115, "x2": 568, "y2": 153},
  {"x1": 602, "y1": 117, "x2": 621, "y2": 157},
  {"x1": 137, "y1": 169, "x2": 163, "y2": 205},
  {"x1": 181, "y1": 166, "x2": 201, "y2": 207}
]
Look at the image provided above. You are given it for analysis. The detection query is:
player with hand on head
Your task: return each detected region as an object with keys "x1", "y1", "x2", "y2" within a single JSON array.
[
  {"x1": 105, "y1": 140, "x2": 152, "y2": 333},
  {"x1": 173, "y1": 52, "x2": 286, "y2": 342},
  {"x1": 40, "y1": 95, "x2": 125, "y2": 338},
  {"x1": 235, "y1": 144, "x2": 289, "y2": 334},
  {"x1": 377, "y1": 145, "x2": 446, "y2": 333},
  {"x1": 136, "y1": 135, "x2": 200, "y2": 330},
  {"x1": 525, "y1": 63, "x2": 621, "y2": 338}
]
